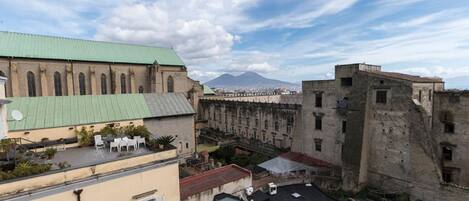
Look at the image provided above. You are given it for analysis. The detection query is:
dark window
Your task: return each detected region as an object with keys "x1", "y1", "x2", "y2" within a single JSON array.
[
  {"x1": 342, "y1": 121, "x2": 347, "y2": 134},
  {"x1": 314, "y1": 138, "x2": 322, "y2": 152},
  {"x1": 54, "y1": 72, "x2": 62, "y2": 96},
  {"x1": 255, "y1": 119, "x2": 259, "y2": 127},
  {"x1": 315, "y1": 93, "x2": 323, "y2": 108},
  {"x1": 138, "y1": 86, "x2": 144, "y2": 93},
  {"x1": 429, "y1": 90, "x2": 432, "y2": 101},
  {"x1": 264, "y1": 120, "x2": 268, "y2": 129},
  {"x1": 101, "y1": 74, "x2": 107, "y2": 94},
  {"x1": 315, "y1": 116, "x2": 322, "y2": 130},
  {"x1": 274, "y1": 121, "x2": 279, "y2": 131},
  {"x1": 418, "y1": 90, "x2": 422, "y2": 102},
  {"x1": 27, "y1": 71, "x2": 36, "y2": 97},
  {"x1": 120, "y1": 74, "x2": 126, "y2": 94},
  {"x1": 79, "y1": 72, "x2": 86, "y2": 95},
  {"x1": 341, "y1": 77, "x2": 353, "y2": 86},
  {"x1": 442, "y1": 169, "x2": 453, "y2": 183},
  {"x1": 442, "y1": 146, "x2": 453, "y2": 161},
  {"x1": 376, "y1": 90, "x2": 387, "y2": 104},
  {"x1": 444, "y1": 123, "x2": 455, "y2": 133},
  {"x1": 167, "y1": 76, "x2": 174, "y2": 93},
  {"x1": 185, "y1": 143, "x2": 189, "y2": 149}
]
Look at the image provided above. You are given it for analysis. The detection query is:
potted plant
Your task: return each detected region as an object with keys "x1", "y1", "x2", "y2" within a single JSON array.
[
  {"x1": 44, "y1": 148, "x2": 57, "y2": 159},
  {"x1": 155, "y1": 136, "x2": 175, "y2": 149}
]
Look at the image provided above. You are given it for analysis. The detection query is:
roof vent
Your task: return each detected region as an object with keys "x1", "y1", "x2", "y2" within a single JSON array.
[
  {"x1": 11, "y1": 110, "x2": 23, "y2": 121},
  {"x1": 292, "y1": 193, "x2": 301, "y2": 198}
]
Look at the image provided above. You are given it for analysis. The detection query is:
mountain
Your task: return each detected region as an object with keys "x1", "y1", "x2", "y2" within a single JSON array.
[{"x1": 204, "y1": 72, "x2": 299, "y2": 89}]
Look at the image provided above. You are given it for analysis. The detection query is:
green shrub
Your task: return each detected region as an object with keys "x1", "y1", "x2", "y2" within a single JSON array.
[
  {"x1": 0, "y1": 139, "x2": 13, "y2": 153},
  {"x1": 76, "y1": 127, "x2": 94, "y2": 146},
  {"x1": 231, "y1": 155, "x2": 250, "y2": 167},
  {"x1": 44, "y1": 148, "x2": 57, "y2": 159},
  {"x1": 155, "y1": 136, "x2": 175, "y2": 148},
  {"x1": 249, "y1": 153, "x2": 269, "y2": 165},
  {"x1": 8, "y1": 161, "x2": 52, "y2": 178},
  {"x1": 94, "y1": 125, "x2": 119, "y2": 137},
  {"x1": 122, "y1": 125, "x2": 150, "y2": 139},
  {"x1": 212, "y1": 146, "x2": 235, "y2": 163}
]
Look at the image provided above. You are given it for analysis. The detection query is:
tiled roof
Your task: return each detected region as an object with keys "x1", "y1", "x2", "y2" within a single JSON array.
[
  {"x1": 0, "y1": 31, "x2": 184, "y2": 66},
  {"x1": 7, "y1": 93, "x2": 194, "y2": 131},
  {"x1": 180, "y1": 164, "x2": 251, "y2": 200},
  {"x1": 280, "y1": 152, "x2": 332, "y2": 168},
  {"x1": 362, "y1": 71, "x2": 443, "y2": 83}
]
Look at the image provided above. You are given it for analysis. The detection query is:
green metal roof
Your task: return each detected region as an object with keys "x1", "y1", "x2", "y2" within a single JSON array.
[
  {"x1": 0, "y1": 31, "x2": 185, "y2": 66},
  {"x1": 143, "y1": 93, "x2": 195, "y2": 118},
  {"x1": 203, "y1": 85, "x2": 216, "y2": 95},
  {"x1": 6, "y1": 93, "x2": 194, "y2": 131}
]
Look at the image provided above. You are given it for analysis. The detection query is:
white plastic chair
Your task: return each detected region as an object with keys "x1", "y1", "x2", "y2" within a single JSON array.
[
  {"x1": 134, "y1": 136, "x2": 146, "y2": 149},
  {"x1": 119, "y1": 137, "x2": 129, "y2": 151},
  {"x1": 110, "y1": 138, "x2": 120, "y2": 152},
  {"x1": 94, "y1": 135, "x2": 104, "y2": 150},
  {"x1": 127, "y1": 139, "x2": 137, "y2": 151}
]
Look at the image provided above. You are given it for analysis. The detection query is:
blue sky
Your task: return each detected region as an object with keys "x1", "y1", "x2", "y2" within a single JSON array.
[{"x1": 1, "y1": 0, "x2": 469, "y2": 88}]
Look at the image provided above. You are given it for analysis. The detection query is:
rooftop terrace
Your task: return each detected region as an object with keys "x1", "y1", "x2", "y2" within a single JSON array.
[{"x1": 0, "y1": 143, "x2": 177, "y2": 199}]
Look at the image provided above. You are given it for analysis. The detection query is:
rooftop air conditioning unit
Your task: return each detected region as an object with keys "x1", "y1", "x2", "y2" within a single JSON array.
[
  {"x1": 245, "y1": 186, "x2": 254, "y2": 196},
  {"x1": 268, "y1": 183, "x2": 277, "y2": 195}
]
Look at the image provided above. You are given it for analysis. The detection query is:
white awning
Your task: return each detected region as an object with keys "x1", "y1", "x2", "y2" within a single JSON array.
[{"x1": 258, "y1": 157, "x2": 315, "y2": 174}]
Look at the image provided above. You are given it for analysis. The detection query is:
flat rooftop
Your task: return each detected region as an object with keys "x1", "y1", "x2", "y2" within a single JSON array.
[
  {"x1": 250, "y1": 183, "x2": 337, "y2": 201},
  {"x1": 50, "y1": 146, "x2": 152, "y2": 169}
]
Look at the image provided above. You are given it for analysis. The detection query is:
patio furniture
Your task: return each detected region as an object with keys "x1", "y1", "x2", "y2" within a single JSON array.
[
  {"x1": 110, "y1": 138, "x2": 121, "y2": 152},
  {"x1": 119, "y1": 137, "x2": 129, "y2": 151},
  {"x1": 134, "y1": 136, "x2": 146, "y2": 149},
  {"x1": 127, "y1": 139, "x2": 137, "y2": 151},
  {"x1": 94, "y1": 135, "x2": 105, "y2": 151}
]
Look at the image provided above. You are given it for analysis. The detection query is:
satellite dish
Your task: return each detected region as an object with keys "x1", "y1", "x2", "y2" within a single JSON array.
[{"x1": 11, "y1": 110, "x2": 23, "y2": 121}]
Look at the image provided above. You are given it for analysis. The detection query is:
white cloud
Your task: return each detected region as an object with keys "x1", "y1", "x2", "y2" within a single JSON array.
[
  {"x1": 400, "y1": 66, "x2": 469, "y2": 79},
  {"x1": 94, "y1": 0, "x2": 256, "y2": 65},
  {"x1": 240, "y1": 0, "x2": 358, "y2": 30},
  {"x1": 223, "y1": 51, "x2": 279, "y2": 73},
  {"x1": 375, "y1": 0, "x2": 424, "y2": 7}
]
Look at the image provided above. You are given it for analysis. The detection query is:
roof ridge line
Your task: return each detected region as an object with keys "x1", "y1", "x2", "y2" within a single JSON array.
[{"x1": 0, "y1": 31, "x2": 174, "y2": 50}]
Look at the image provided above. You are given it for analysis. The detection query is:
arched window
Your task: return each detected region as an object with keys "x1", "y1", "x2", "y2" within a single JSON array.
[
  {"x1": 54, "y1": 72, "x2": 62, "y2": 96},
  {"x1": 79, "y1": 72, "x2": 86, "y2": 95},
  {"x1": 167, "y1": 76, "x2": 174, "y2": 93},
  {"x1": 120, "y1": 74, "x2": 126, "y2": 94},
  {"x1": 101, "y1": 74, "x2": 107, "y2": 95},
  {"x1": 138, "y1": 86, "x2": 144, "y2": 93},
  {"x1": 27, "y1": 71, "x2": 36, "y2": 97}
]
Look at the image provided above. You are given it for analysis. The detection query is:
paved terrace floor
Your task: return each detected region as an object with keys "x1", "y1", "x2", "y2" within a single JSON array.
[{"x1": 50, "y1": 146, "x2": 152, "y2": 168}]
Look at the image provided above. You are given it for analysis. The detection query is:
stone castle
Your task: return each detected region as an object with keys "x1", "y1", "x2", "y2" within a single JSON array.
[{"x1": 201, "y1": 63, "x2": 469, "y2": 201}]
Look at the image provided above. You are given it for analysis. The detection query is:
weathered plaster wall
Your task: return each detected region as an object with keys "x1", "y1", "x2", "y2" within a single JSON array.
[{"x1": 144, "y1": 115, "x2": 195, "y2": 158}]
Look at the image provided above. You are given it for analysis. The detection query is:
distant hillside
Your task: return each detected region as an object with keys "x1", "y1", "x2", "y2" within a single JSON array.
[{"x1": 204, "y1": 72, "x2": 299, "y2": 89}]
